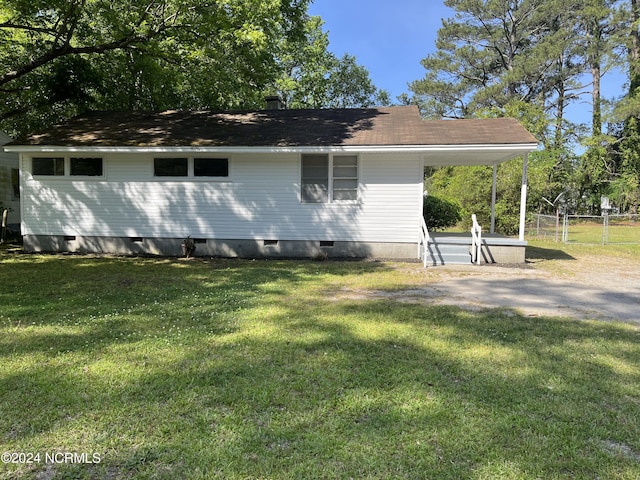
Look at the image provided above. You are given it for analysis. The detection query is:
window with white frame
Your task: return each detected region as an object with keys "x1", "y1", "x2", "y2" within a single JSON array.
[
  {"x1": 32, "y1": 157, "x2": 104, "y2": 177},
  {"x1": 332, "y1": 155, "x2": 358, "y2": 201},
  {"x1": 154, "y1": 157, "x2": 188, "y2": 177},
  {"x1": 32, "y1": 157, "x2": 65, "y2": 176},
  {"x1": 301, "y1": 154, "x2": 329, "y2": 203},
  {"x1": 301, "y1": 154, "x2": 359, "y2": 203},
  {"x1": 153, "y1": 157, "x2": 229, "y2": 178},
  {"x1": 194, "y1": 158, "x2": 228, "y2": 177},
  {"x1": 70, "y1": 157, "x2": 103, "y2": 176}
]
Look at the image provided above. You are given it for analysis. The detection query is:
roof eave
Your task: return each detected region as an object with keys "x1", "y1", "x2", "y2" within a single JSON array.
[{"x1": 4, "y1": 143, "x2": 539, "y2": 155}]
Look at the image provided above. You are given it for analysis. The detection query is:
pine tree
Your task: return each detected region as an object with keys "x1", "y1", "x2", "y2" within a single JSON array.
[{"x1": 614, "y1": 0, "x2": 640, "y2": 212}]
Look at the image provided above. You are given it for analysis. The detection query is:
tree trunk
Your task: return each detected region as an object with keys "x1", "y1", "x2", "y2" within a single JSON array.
[
  {"x1": 585, "y1": 12, "x2": 603, "y2": 138},
  {"x1": 592, "y1": 59, "x2": 602, "y2": 137},
  {"x1": 554, "y1": 53, "x2": 566, "y2": 150}
]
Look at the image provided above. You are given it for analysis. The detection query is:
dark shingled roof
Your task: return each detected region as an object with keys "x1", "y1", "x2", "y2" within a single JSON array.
[{"x1": 13, "y1": 106, "x2": 538, "y2": 148}]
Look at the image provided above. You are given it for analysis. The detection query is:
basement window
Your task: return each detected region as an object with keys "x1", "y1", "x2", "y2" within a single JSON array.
[{"x1": 264, "y1": 240, "x2": 278, "y2": 247}]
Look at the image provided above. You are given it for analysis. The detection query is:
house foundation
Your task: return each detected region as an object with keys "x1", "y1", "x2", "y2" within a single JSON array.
[{"x1": 22, "y1": 235, "x2": 419, "y2": 260}]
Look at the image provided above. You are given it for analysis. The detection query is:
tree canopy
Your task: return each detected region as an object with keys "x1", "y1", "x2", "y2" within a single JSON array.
[
  {"x1": 411, "y1": 0, "x2": 640, "y2": 227},
  {"x1": 0, "y1": 0, "x2": 385, "y2": 137}
]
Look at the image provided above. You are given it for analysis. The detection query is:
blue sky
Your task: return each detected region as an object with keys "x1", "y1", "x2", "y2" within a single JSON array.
[
  {"x1": 307, "y1": 0, "x2": 627, "y2": 127},
  {"x1": 307, "y1": 0, "x2": 450, "y2": 101}
]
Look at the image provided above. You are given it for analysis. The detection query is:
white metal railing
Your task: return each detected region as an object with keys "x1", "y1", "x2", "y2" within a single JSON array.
[
  {"x1": 419, "y1": 216, "x2": 430, "y2": 267},
  {"x1": 471, "y1": 214, "x2": 482, "y2": 265}
]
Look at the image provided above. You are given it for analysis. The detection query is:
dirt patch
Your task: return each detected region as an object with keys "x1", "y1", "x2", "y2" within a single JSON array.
[
  {"x1": 338, "y1": 259, "x2": 640, "y2": 325},
  {"x1": 600, "y1": 440, "x2": 640, "y2": 463}
]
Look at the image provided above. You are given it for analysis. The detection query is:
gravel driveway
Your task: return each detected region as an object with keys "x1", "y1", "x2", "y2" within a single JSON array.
[
  {"x1": 419, "y1": 263, "x2": 640, "y2": 324},
  {"x1": 344, "y1": 254, "x2": 640, "y2": 325}
]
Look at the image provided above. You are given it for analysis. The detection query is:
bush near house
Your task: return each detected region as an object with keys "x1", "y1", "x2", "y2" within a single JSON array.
[{"x1": 423, "y1": 194, "x2": 462, "y2": 230}]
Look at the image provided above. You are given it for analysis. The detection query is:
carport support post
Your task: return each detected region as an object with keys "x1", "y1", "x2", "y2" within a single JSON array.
[
  {"x1": 518, "y1": 153, "x2": 529, "y2": 241},
  {"x1": 490, "y1": 164, "x2": 497, "y2": 234}
]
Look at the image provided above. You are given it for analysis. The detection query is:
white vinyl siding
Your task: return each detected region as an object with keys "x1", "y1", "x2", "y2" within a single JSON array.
[{"x1": 21, "y1": 152, "x2": 422, "y2": 244}]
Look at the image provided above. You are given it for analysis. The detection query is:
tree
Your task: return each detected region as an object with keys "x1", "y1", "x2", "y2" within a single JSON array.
[
  {"x1": 611, "y1": 0, "x2": 640, "y2": 212},
  {"x1": 0, "y1": 0, "x2": 311, "y2": 136},
  {"x1": 410, "y1": 1, "x2": 598, "y2": 146},
  {"x1": 410, "y1": 0, "x2": 551, "y2": 116},
  {"x1": 410, "y1": 0, "x2": 640, "y2": 220},
  {"x1": 272, "y1": 16, "x2": 389, "y2": 109},
  {"x1": 324, "y1": 54, "x2": 390, "y2": 108}
]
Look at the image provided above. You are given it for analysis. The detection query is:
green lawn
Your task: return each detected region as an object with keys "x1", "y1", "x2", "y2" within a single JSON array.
[
  {"x1": 564, "y1": 218, "x2": 639, "y2": 244},
  {"x1": 0, "y1": 249, "x2": 639, "y2": 479}
]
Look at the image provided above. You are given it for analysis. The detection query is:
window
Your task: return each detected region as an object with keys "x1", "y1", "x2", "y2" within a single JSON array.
[
  {"x1": 301, "y1": 154, "x2": 358, "y2": 203},
  {"x1": 32, "y1": 157, "x2": 104, "y2": 177},
  {"x1": 11, "y1": 169, "x2": 19, "y2": 199},
  {"x1": 194, "y1": 158, "x2": 228, "y2": 177},
  {"x1": 332, "y1": 155, "x2": 358, "y2": 201},
  {"x1": 70, "y1": 157, "x2": 103, "y2": 176},
  {"x1": 301, "y1": 154, "x2": 329, "y2": 203},
  {"x1": 33, "y1": 157, "x2": 64, "y2": 176},
  {"x1": 154, "y1": 158, "x2": 188, "y2": 177}
]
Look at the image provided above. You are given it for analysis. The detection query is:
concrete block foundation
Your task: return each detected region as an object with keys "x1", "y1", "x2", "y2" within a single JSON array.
[{"x1": 22, "y1": 235, "x2": 419, "y2": 260}]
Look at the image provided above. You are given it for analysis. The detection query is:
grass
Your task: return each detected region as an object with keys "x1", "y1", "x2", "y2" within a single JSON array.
[
  {"x1": 567, "y1": 220, "x2": 639, "y2": 244},
  {"x1": 0, "y1": 247, "x2": 639, "y2": 479},
  {"x1": 533, "y1": 217, "x2": 640, "y2": 245}
]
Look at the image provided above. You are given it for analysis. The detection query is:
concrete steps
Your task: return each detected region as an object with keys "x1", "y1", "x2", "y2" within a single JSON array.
[{"x1": 426, "y1": 237, "x2": 471, "y2": 265}]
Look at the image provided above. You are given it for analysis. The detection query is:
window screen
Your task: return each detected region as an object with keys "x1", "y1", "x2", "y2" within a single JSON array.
[
  {"x1": 332, "y1": 155, "x2": 358, "y2": 201},
  {"x1": 301, "y1": 154, "x2": 329, "y2": 203}
]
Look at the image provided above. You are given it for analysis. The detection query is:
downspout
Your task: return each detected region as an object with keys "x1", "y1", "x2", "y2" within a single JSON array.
[{"x1": 518, "y1": 152, "x2": 529, "y2": 241}]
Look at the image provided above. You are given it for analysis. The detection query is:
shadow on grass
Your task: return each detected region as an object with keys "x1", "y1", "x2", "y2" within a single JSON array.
[
  {"x1": 526, "y1": 245, "x2": 576, "y2": 261},
  {"x1": 0, "y1": 256, "x2": 639, "y2": 479}
]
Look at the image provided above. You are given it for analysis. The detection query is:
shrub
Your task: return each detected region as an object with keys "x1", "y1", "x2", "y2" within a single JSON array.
[{"x1": 423, "y1": 195, "x2": 462, "y2": 231}]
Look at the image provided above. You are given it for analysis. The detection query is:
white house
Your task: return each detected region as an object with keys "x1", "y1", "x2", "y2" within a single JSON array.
[{"x1": 5, "y1": 106, "x2": 538, "y2": 263}]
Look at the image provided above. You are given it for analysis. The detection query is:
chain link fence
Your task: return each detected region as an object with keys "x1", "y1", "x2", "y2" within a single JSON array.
[{"x1": 529, "y1": 214, "x2": 640, "y2": 245}]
